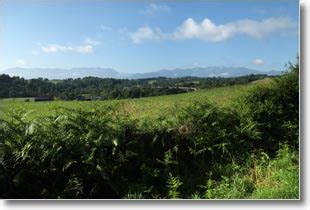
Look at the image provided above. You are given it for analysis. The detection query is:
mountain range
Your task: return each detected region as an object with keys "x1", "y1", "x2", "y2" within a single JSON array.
[{"x1": 1, "y1": 67, "x2": 281, "y2": 80}]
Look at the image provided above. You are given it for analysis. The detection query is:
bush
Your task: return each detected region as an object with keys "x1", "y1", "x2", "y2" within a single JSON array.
[
  {"x1": 251, "y1": 144, "x2": 299, "y2": 199},
  {"x1": 240, "y1": 66, "x2": 299, "y2": 154},
  {"x1": 202, "y1": 144, "x2": 298, "y2": 199},
  {"x1": 0, "y1": 61, "x2": 299, "y2": 198}
]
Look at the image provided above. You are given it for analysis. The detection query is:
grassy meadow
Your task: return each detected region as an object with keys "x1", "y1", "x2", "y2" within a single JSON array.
[
  {"x1": 0, "y1": 81, "x2": 269, "y2": 121},
  {"x1": 0, "y1": 73, "x2": 299, "y2": 199}
]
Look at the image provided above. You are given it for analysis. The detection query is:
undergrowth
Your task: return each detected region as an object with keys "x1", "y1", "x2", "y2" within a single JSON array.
[{"x1": 0, "y1": 61, "x2": 299, "y2": 199}]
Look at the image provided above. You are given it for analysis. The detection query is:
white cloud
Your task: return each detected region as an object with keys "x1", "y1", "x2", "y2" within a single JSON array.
[
  {"x1": 253, "y1": 58, "x2": 264, "y2": 65},
  {"x1": 172, "y1": 18, "x2": 234, "y2": 42},
  {"x1": 144, "y1": 3, "x2": 171, "y2": 15},
  {"x1": 84, "y1": 37, "x2": 101, "y2": 45},
  {"x1": 39, "y1": 38, "x2": 99, "y2": 54},
  {"x1": 16, "y1": 59, "x2": 27, "y2": 66},
  {"x1": 130, "y1": 16, "x2": 294, "y2": 44},
  {"x1": 173, "y1": 17, "x2": 293, "y2": 42},
  {"x1": 130, "y1": 26, "x2": 161, "y2": 44},
  {"x1": 75, "y1": 45, "x2": 93, "y2": 53},
  {"x1": 41, "y1": 44, "x2": 93, "y2": 54},
  {"x1": 99, "y1": 25, "x2": 112, "y2": 31}
]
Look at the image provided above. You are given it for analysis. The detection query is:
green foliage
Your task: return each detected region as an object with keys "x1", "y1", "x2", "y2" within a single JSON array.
[
  {"x1": 251, "y1": 145, "x2": 299, "y2": 199},
  {"x1": 205, "y1": 175, "x2": 254, "y2": 199},
  {"x1": 166, "y1": 173, "x2": 183, "y2": 199},
  {"x1": 0, "y1": 61, "x2": 299, "y2": 199},
  {"x1": 202, "y1": 144, "x2": 298, "y2": 199},
  {"x1": 0, "y1": 83, "x2": 254, "y2": 121},
  {"x1": 0, "y1": 74, "x2": 270, "y2": 99},
  {"x1": 123, "y1": 192, "x2": 144, "y2": 199},
  {"x1": 240, "y1": 64, "x2": 299, "y2": 154}
]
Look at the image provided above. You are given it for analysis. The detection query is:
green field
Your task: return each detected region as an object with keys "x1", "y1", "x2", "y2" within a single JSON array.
[
  {"x1": 0, "y1": 82, "x2": 263, "y2": 120},
  {"x1": 0, "y1": 73, "x2": 299, "y2": 199}
]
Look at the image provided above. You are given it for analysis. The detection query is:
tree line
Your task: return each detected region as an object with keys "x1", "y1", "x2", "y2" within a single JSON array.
[{"x1": 0, "y1": 74, "x2": 270, "y2": 100}]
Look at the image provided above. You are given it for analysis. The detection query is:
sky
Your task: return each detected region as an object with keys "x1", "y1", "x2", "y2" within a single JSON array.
[{"x1": 0, "y1": 0, "x2": 299, "y2": 74}]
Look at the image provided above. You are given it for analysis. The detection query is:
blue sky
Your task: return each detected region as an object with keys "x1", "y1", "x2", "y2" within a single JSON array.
[{"x1": 0, "y1": 0, "x2": 299, "y2": 73}]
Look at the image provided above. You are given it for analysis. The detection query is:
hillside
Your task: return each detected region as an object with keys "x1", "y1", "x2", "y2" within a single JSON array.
[
  {"x1": 0, "y1": 80, "x2": 271, "y2": 120},
  {"x1": 0, "y1": 69, "x2": 298, "y2": 199},
  {"x1": 0, "y1": 74, "x2": 271, "y2": 100}
]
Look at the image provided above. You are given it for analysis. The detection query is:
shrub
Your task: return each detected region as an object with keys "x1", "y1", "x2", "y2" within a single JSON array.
[
  {"x1": 240, "y1": 65, "x2": 299, "y2": 154},
  {"x1": 0, "y1": 61, "x2": 299, "y2": 198},
  {"x1": 201, "y1": 144, "x2": 298, "y2": 199},
  {"x1": 251, "y1": 144, "x2": 299, "y2": 199}
]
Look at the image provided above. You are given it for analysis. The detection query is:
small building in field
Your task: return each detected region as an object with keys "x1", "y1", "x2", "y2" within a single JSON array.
[
  {"x1": 34, "y1": 95, "x2": 54, "y2": 102},
  {"x1": 168, "y1": 87, "x2": 197, "y2": 92},
  {"x1": 92, "y1": 96, "x2": 106, "y2": 101},
  {"x1": 178, "y1": 87, "x2": 197, "y2": 92},
  {"x1": 75, "y1": 95, "x2": 86, "y2": 101},
  {"x1": 76, "y1": 95, "x2": 91, "y2": 101}
]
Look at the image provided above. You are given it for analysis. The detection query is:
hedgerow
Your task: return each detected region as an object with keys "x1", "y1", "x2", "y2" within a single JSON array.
[{"x1": 0, "y1": 63, "x2": 299, "y2": 199}]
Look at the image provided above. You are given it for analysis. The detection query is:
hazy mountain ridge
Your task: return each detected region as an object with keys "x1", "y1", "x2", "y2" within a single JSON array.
[
  {"x1": 129, "y1": 67, "x2": 280, "y2": 79},
  {"x1": 1, "y1": 67, "x2": 121, "y2": 80},
  {"x1": 2, "y1": 66, "x2": 281, "y2": 80}
]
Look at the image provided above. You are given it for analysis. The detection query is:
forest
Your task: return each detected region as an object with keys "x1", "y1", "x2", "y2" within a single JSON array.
[{"x1": 0, "y1": 74, "x2": 269, "y2": 100}]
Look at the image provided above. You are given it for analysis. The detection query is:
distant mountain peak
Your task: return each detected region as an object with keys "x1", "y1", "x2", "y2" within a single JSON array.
[
  {"x1": 2, "y1": 66, "x2": 281, "y2": 80},
  {"x1": 129, "y1": 66, "x2": 281, "y2": 79},
  {"x1": 2, "y1": 67, "x2": 120, "y2": 80}
]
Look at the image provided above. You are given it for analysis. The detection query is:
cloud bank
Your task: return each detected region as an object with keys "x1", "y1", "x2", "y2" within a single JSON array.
[
  {"x1": 40, "y1": 37, "x2": 102, "y2": 54},
  {"x1": 130, "y1": 17, "x2": 295, "y2": 44},
  {"x1": 41, "y1": 44, "x2": 93, "y2": 54}
]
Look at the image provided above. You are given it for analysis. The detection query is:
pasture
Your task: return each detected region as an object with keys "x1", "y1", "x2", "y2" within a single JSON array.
[
  {"x1": 0, "y1": 73, "x2": 299, "y2": 199},
  {"x1": 0, "y1": 82, "x2": 265, "y2": 120}
]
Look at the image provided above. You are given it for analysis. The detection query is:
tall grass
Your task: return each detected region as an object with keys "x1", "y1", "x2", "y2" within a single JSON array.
[
  {"x1": 203, "y1": 145, "x2": 298, "y2": 199},
  {"x1": 251, "y1": 145, "x2": 299, "y2": 199},
  {"x1": 0, "y1": 66, "x2": 299, "y2": 199}
]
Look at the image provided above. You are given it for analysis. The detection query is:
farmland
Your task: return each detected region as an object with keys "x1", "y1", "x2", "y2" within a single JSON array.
[
  {"x1": 0, "y1": 70, "x2": 299, "y2": 199},
  {"x1": 0, "y1": 82, "x2": 264, "y2": 120},
  {"x1": 0, "y1": 0, "x2": 300, "y2": 200}
]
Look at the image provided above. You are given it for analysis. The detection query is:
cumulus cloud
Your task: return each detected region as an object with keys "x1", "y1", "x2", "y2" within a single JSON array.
[
  {"x1": 84, "y1": 37, "x2": 101, "y2": 45},
  {"x1": 41, "y1": 44, "x2": 93, "y2": 54},
  {"x1": 15, "y1": 59, "x2": 27, "y2": 66},
  {"x1": 130, "y1": 16, "x2": 294, "y2": 44},
  {"x1": 143, "y1": 3, "x2": 171, "y2": 15},
  {"x1": 130, "y1": 26, "x2": 162, "y2": 44},
  {"x1": 253, "y1": 58, "x2": 264, "y2": 65},
  {"x1": 172, "y1": 17, "x2": 294, "y2": 42},
  {"x1": 172, "y1": 18, "x2": 234, "y2": 42}
]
